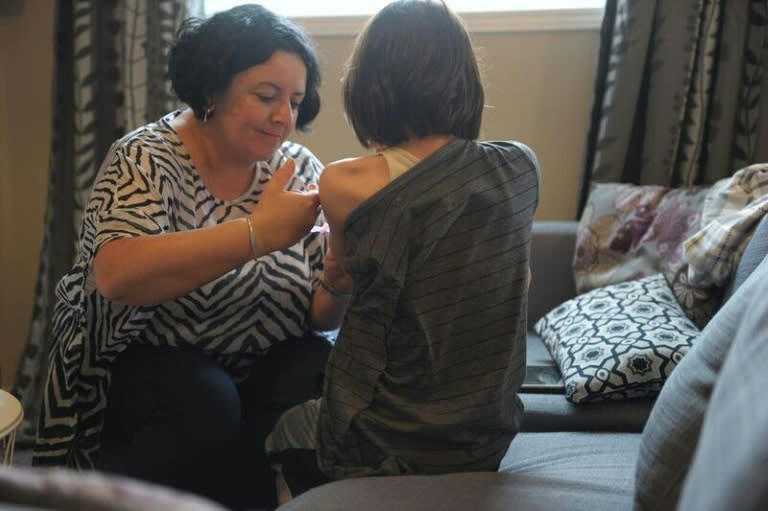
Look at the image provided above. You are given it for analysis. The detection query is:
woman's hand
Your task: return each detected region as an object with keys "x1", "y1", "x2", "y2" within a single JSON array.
[{"x1": 249, "y1": 159, "x2": 320, "y2": 254}]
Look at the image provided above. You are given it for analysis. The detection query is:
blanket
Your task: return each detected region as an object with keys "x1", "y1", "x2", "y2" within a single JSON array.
[{"x1": 684, "y1": 164, "x2": 768, "y2": 287}]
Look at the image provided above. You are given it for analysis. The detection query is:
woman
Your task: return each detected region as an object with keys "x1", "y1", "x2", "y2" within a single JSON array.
[
  {"x1": 266, "y1": 0, "x2": 540, "y2": 501},
  {"x1": 33, "y1": 4, "x2": 349, "y2": 508}
]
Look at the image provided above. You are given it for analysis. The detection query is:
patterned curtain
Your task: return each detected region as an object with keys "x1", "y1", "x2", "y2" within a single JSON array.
[
  {"x1": 12, "y1": 0, "x2": 201, "y2": 445},
  {"x1": 579, "y1": 0, "x2": 768, "y2": 214}
]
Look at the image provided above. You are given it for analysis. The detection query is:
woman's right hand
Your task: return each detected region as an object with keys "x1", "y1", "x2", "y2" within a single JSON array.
[{"x1": 249, "y1": 158, "x2": 320, "y2": 254}]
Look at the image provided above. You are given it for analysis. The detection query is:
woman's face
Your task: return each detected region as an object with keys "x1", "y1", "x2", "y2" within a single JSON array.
[{"x1": 213, "y1": 50, "x2": 307, "y2": 162}]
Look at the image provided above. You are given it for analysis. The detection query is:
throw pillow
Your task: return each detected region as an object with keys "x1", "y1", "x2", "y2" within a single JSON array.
[
  {"x1": 634, "y1": 255, "x2": 768, "y2": 511},
  {"x1": 574, "y1": 182, "x2": 717, "y2": 327},
  {"x1": 534, "y1": 274, "x2": 700, "y2": 403}
]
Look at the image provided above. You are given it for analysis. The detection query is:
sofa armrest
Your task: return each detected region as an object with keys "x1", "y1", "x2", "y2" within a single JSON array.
[{"x1": 528, "y1": 221, "x2": 579, "y2": 325}]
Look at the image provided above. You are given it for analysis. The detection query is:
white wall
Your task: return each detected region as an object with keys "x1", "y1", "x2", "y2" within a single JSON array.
[{"x1": 0, "y1": 7, "x2": 599, "y2": 388}]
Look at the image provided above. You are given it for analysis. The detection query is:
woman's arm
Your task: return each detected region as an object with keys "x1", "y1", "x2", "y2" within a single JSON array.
[
  {"x1": 309, "y1": 247, "x2": 353, "y2": 331},
  {"x1": 308, "y1": 162, "x2": 361, "y2": 330},
  {"x1": 93, "y1": 160, "x2": 319, "y2": 305}
]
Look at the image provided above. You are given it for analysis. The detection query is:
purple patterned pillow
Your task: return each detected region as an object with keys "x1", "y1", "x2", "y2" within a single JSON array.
[{"x1": 575, "y1": 183, "x2": 720, "y2": 327}]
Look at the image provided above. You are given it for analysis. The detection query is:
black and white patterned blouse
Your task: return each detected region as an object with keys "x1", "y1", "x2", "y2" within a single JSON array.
[{"x1": 34, "y1": 110, "x2": 326, "y2": 468}]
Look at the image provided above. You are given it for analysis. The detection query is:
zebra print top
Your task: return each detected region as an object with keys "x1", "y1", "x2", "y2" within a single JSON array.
[{"x1": 34, "y1": 110, "x2": 326, "y2": 468}]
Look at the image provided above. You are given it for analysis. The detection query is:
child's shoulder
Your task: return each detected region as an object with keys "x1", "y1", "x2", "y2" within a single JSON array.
[
  {"x1": 321, "y1": 154, "x2": 386, "y2": 187},
  {"x1": 324, "y1": 154, "x2": 380, "y2": 175},
  {"x1": 320, "y1": 154, "x2": 391, "y2": 206}
]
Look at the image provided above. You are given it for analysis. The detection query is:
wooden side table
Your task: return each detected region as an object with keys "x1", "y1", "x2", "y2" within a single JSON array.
[{"x1": 0, "y1": 389, "x2": 23, "y2": 465}]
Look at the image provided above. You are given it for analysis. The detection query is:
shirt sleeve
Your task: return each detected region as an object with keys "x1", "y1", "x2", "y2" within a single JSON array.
[
  {"x1": 80, "y1": 140, "x2": 172, "y2": 293},
  {"x1": 513, "y1": 141, "x2": 542, "y2": 208}
]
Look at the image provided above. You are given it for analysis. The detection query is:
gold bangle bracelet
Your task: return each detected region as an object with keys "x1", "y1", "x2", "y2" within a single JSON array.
[
  {"x1": 319, "y1": 277, "x2": 352, "y2": 298},
  {"x1": 245, "y1": 217, "x2": 258, "y2": 260}
]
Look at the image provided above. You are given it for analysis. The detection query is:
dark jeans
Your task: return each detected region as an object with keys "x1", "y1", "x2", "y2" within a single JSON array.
[{"x1": 97, "y1": 335, "x2": 331, "y2": 510}]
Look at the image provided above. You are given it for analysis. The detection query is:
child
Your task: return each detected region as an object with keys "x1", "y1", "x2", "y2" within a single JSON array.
[{"x1": 266, "y1": 0, "x2": 540, "y2": 499}]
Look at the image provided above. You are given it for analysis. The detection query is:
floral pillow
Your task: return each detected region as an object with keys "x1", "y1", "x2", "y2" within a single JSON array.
[{"x1": 574, "y1": 182, "x2": 720, "y2": 327}]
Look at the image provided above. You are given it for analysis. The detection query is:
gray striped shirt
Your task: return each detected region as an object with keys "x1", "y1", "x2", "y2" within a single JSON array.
[{"x1": 317, "y1": 139, "x2": 540, "y2": 479}]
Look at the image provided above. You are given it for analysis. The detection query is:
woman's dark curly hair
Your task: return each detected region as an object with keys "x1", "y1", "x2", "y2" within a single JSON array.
[{"x1": 168, "y1": 4, "x2": 321, "y2": 131}]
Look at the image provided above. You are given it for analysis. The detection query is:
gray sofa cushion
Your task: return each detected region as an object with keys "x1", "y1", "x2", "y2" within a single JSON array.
[
  {"x1": 521, "y1": 393, "x2": 654, "y2": 432},
  {"x1": 498, "y1": 431, "x2": 638, "y2": 509},
  {"x1": 635, "y1": 255, "x2": 768, "y2": 511},
  {"x1": 278, "y1": 432, "x2": 638, "y2": 511},
  {"x1": 527, "y1": 221, "x2": 578, "y2": 324},
  {"x1": 677, "y1": 289, "x2": 768, "y2": 511}
]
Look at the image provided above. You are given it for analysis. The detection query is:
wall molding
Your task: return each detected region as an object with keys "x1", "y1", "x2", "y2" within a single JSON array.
[{"x1": 292, "y1": 8, "x2": 604, "y2": 37}]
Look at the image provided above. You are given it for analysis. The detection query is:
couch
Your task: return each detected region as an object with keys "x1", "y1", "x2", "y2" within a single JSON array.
[{"x1": 1, "y1": 219, "x2": 767, "y2": 511}]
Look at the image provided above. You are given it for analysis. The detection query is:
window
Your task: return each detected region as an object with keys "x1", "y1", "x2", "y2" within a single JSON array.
[
  {"x1": 203, "y1": 1, "x2": 605, "y2": 34},
  {"x1": 204, "y1": 1, "x2": 604, "y2": 18}
]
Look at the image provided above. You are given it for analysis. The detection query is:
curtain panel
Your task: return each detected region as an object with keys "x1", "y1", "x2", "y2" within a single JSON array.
[{"x1": 580, "y1": 0, "x2": 768, "y2": 215}]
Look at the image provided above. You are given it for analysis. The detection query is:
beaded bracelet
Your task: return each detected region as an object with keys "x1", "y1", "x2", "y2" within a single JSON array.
[
  {"x1": 319, "y1": 277, "x2": 353, "y2": 299},
  {"x1": 245, "y1": 217, "x2": 258, "y2": 260}
]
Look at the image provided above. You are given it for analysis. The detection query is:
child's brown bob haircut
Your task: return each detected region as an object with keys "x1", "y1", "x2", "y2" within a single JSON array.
[{"x1": 343, "y1": 0, "x2": 484, "y2": 149}]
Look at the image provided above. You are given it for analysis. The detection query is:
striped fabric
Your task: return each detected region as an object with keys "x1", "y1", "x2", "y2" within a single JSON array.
[
  {"x1": 316, "y1": 139, "x2": 540, "y2": 479},
  {"x1": 34, "y1": 110, "x2": 326, "y2": 468}
]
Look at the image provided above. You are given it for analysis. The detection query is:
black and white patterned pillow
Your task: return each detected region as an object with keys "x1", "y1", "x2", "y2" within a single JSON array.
[{"x1": 534, "y1": 274, "x2": 700, "y2": 403}]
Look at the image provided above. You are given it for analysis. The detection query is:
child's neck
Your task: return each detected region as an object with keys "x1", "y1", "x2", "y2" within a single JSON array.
[{"x1": 396, "y1": 135, "x2": 454, "y2": 160}]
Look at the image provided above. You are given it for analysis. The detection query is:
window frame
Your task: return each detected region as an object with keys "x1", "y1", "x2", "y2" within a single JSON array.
[
  {"x1": 201, "y1": 0, "x2": 604, "y2": 35},
  {"x1": 291, "y1": 8, "x2": 604, "y2": 36}
]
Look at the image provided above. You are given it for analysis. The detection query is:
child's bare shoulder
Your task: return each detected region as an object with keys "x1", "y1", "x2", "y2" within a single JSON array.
[
  {"x1": 320, "y1": 154, "x2": 386, "y2": 193},
  {"x1": 323, "y1": 155, "x2": 379, "y2": 178}
]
